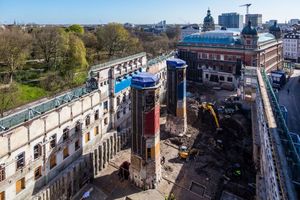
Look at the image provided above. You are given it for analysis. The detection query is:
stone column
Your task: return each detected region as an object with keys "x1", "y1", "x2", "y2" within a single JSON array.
[
  {"x1": 103, "y1": 142, "x2": 107, "y2": 168},
  {"x1": 107, "y1": 139, "x2": 110, "y2": 162},
  {"x1": 117, "y1": 135, "x2": 121, "y2": 152},
  {"x1": 93, "y1": 149, "x2": 98, "y2": 176},
  {"x1": 98, "y1": 145, "x2": 103, "y2": 171}
]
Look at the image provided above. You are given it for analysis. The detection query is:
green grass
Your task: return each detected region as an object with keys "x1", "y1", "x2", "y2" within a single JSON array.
[
  {"x1": 2, "y1": 83, "x2": 48, "y2": 112},
  {"x1": 16, "y1": 84, "x2": 48, "y2": 103}
]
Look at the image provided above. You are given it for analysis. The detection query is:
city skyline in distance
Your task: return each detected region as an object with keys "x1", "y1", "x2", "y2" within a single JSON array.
[{"x1": 0, "y1": 0, "x2": 299, "y2": 24}]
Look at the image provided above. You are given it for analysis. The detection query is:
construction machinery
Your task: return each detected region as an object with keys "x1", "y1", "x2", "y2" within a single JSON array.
[
  {"x1": 199, "y1": 102, "x2": 222, "y2": 131},
  {"x1": 178, "y1": 146, "x2": 200, "y2": 160},
  {"x1": 240, "y1": 3, "x2": 252, "y2": 15}
]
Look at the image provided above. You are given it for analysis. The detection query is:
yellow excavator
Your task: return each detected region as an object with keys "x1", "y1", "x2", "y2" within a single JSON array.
[
  {"x1": 199, "y1": 102, "x2": 222, "y2": 131},
  {"x1": 178, "y1": 146, "x2": 200, "y2": 160}
]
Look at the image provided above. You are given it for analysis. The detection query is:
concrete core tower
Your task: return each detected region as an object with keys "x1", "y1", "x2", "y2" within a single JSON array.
[
  {"x1": 130, "y1": 72, "x2": 161, "y2": 189},
  {"x1": 166, "y1": 58, "x2": 188, "y2": 134}
]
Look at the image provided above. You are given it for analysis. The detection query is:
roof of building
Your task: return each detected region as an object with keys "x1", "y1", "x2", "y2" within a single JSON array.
[
  {"x1": 180, "y1": 29, "x2": 276, "y2": 46},
  {"x1": 167, "y1": 58, "x2": 187, "y2": 68},
  {"x1": 131, "y1": 72, "x2": 159, "y2": 89},
  {"x1": 257, "y1": 33, "x2": 276, "y2": 43},
  {"x1": 284, "y1": 32, "x2": 300, "y2": 39},
  {"x1": 182, "y1": 24, "x2": 200, "y2": 30},
  {"x1": 182, "y1": 30, "x2": 239, "y2": 45},
  {"x1": 242, "y1": 21, "x2": 257, "y2": 35},
  {"x1": 0, "y1": 85, "x2": 98, "y2": 133}
]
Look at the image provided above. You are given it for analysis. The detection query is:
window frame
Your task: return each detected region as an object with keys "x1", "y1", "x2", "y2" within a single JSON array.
[{"x1": 16, "y1": 152, "x2": 25, "y2": 170}]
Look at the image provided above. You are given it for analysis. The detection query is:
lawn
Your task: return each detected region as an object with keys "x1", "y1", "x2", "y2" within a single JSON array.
[
  {"x1": 16, "y1": 84, "x2": 48, "y2": 103},
  {"x1": 1, "y1": 83, "x2": 49, "y2": 114}
]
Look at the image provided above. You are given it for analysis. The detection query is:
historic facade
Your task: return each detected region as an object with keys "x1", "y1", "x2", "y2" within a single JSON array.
[
  {"x1": 0, "y1": 52, "x2": 173, "y2": 200},
  {"x1": 178, "y1": 21, "x2": 283, "y2": 89}
]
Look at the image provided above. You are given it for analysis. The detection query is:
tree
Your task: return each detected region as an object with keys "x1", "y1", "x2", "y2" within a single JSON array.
[
  {"x1": 66, "y1": 24, "x2": 84, "y2": 35},
  {"x1": 82, "y1": 32, "x2": 98, "y2": 64},
  {"x1": 166, "y1": 26, "x2": 181, "y2": 41},
  {"x1": 33, "y1": 27, "x2": 68, "y2": 70},
  {"x1": 61, "y1": 34, "x2": 88, "y2": 81},
  {"x1": 0, "y1": 28, "x2": 31, "y2": 83},
  {"x1": 0, "y1": 83, "x2": 18, "y2": 117},
  {"x1": 97, "y1": 23, "x2": 141, "y2": 58}
]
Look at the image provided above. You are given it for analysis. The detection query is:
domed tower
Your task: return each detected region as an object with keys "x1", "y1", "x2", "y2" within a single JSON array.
[
  {"x1": 269, "y1": 21, "x2": 282, "y2": 39},
  {"x1": 202, "y1": 9, "x2": 215, "y2": 32},
  {"x1": 241, "y1": 21, "x2": 258, "y2": 48}
]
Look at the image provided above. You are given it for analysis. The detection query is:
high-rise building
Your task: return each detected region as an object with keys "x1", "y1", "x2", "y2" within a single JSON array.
[
  {"x1": 268, "y1": 20, "x2": 278, "y2": 27},
  {"x1": 289, "y1": 19, "x2": 300, "y2": 25},
  {"x1": 130, "y1": 72, "x2": 161, "y2": 189},
  {"x1": 218, "y1": 13, "x2": 243, "y2": 29},
  {"x1": 245, "y1": 14, "x2": 263, "y2": 28}
]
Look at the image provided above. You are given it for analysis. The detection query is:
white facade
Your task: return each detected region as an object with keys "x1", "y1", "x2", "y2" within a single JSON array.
[
  {"x1": 283, "y1": 32, "x2": 300, "y2": 62},
  {"x1": 0, "y1": 52, "x2": 172, "y2": 200}
]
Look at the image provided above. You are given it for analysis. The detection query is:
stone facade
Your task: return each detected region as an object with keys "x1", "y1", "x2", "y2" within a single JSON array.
[{"x1": 0, "y1": 52, "x2": 173, "y2": 200}]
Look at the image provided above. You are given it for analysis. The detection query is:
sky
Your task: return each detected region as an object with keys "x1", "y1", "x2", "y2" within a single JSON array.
[{"x1": 0, "y1": 0, "x2": 299, "y2": 24}]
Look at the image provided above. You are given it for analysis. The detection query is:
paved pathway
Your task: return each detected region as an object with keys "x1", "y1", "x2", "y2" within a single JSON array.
[{"x1": 278, "y1": 69, "x2": 300, "y2": 134}]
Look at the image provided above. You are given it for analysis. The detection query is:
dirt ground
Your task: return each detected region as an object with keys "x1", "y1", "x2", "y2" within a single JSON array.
[{"x1": 81, "y1": 85, "x2": 256, "y2": 200}]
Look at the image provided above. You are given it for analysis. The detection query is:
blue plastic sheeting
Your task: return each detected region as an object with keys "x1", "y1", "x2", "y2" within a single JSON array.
[
  {"x1": 131, "y1": 72, "x2": 159, "y2": 89},
  {"x1": 115, "y1": 75, "x2": 133, "y2": 94},
  {"x1": 183, "y1": 33, "x2": 236, "y2": 45},
  {"x1": 177, "y1": 81, "x2": 186, "y2": 100},
  {"x1": 167, "y1": 58, "x2": 186, "y2": 68}
]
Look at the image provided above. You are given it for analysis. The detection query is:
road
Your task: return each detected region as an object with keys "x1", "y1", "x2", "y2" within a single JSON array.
[{"x1": 278, "y1": 69, "x2": 300, "y2": 134}]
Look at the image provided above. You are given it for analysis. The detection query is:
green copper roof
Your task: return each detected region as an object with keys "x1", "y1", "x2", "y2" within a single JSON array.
[{"x1": 242, "y1": 21, "x2": 257, "y2": 35}]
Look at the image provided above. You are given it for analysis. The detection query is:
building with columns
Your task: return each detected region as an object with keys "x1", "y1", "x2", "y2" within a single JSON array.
[
  {"x1": 177, "y1": 21, "x2": 283, "y2": 89},
  {"x1": 0, "y1": 52, "x2": 173, "y2": 200}
]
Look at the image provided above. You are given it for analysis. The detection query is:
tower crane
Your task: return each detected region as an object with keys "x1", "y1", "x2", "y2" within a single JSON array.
[{"x1": 240, "y1": 3, "x2": 252, "y2": 15}]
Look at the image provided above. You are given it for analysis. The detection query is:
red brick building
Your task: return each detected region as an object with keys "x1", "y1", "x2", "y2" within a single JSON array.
[{"x1": 178, "y1": 21, "x2": 283, "y2": 89}]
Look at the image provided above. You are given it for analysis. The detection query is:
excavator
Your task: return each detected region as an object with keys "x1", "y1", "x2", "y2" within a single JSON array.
[
  {"x1": 178, "y1": 102, "x2": 221, "y2": 159},
  {"x1": 178, "y1": 146, "x2": 200, "y2": 160},
  {"x1": 199, "y1": 102, "x2": 222, "y2": 131}
]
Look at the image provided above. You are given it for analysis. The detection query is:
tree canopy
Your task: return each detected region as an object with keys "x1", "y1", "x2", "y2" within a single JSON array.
[
  {"x1": 66, "y1": 24, "x2": 84, "y2": 35},
  {"x1": 0, "y1": 28, "x2": 31, "y2": 83}
]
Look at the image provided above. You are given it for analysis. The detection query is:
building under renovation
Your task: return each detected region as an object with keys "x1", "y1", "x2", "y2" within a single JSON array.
[
  {"x1": 130, "y1": 73, "x2": 161, "y2": 189},
  {"x1": 166, "y1": 58, "x2": 188, "y2": 135},
  {"x1": 0, "y1": 52, "x2": 173, "y2": 200}
]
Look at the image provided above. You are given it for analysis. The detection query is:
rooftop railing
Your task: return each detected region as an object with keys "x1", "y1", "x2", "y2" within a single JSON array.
[
  {"x1": 261, "y1": 68, "x2": 300, "y2": 187},
  {"x1": 0, "y1": 86, "x2": 98, "y2": 133},
  {"x1": 90, "y1": 52, "x2": 146, "y2": 72}
]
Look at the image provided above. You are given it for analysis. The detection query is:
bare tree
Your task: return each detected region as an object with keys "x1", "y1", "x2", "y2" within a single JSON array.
[{"x1": 0, "y1": 28, "x2": 31, "y2": 84}]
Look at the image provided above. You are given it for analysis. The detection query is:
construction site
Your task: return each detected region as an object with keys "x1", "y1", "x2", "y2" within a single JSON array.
[{"x1": 74, "y1": 80, "x2": 255, "y2": 200}]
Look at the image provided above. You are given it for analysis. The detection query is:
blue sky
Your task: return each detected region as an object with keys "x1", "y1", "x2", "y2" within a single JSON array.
[{"x1": 0, "y1": 0, "x2": 299, "y2": 24}]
